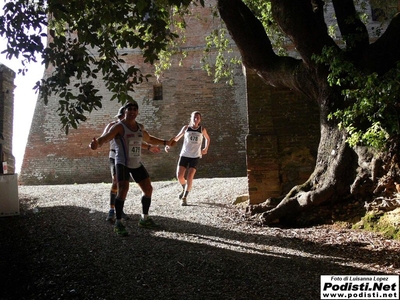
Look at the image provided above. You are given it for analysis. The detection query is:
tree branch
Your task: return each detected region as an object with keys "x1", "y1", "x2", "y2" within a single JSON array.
[
  {"x1": 270, "y1": 0, "x2": 338, "y2": 67},
  {"x1": 217, "y1": 0, "x2": 276, "y2": 68},
  {"x1": 332, "y1": 0, "x2": 369, "y2": 56},
  {"x1": 217, "y1": 0, "x2": 306, "y2": 90},
  {"x1": 362, "y1": 13, "x2": 400, "y2": 74}
]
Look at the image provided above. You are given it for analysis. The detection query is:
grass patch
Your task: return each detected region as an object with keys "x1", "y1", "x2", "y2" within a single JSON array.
[{"x1": 353, "y1": 208, "x2": 400, "y2": 240}]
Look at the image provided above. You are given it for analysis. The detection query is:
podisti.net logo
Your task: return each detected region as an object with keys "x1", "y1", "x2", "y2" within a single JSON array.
[{"x1": 321, "y1": 275, "x2": 399, "y2": 299}]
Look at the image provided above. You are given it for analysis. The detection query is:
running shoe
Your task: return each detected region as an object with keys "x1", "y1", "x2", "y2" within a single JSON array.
[
  {"x1": 106, "y1": 209, "x2": 115, "y2": 222},
  {"x1": 138, "y1": 217, "x2": 160, "y2": 229},
  {"x1": 121, "y1": 211, "x2": 130, "y2": 220},
  {"x1": 181, "y1": 197, "x2": 187, "y2": 206},
  {"x1": 114, "y1": 223, "x2": 129, "y2": 236}
]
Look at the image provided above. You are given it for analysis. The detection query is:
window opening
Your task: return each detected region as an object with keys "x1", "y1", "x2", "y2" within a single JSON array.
[{"x1": 153, "y1": 84, "x2": 163, "y2": 100}]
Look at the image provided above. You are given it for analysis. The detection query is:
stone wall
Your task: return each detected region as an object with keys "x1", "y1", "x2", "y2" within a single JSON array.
[{"x1": 0, "y1": 64, "x2": 16, "y2": 174}]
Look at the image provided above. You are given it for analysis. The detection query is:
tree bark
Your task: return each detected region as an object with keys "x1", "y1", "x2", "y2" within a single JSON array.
[{"x1": 260, "y1": 124, "x2": 358, "y2": 224}]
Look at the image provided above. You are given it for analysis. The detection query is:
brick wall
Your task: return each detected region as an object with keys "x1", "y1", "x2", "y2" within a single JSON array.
[
  {"x1": 245, "y1": 69, "x2": 320, "y2": 204},
  {"x1": 0, "y1": 64, "x2": 16, "y2": 174},
  {"x1": 19, "y1": 2, "x2": 249, "y2": 185},
  {"x1": 19, "y1": 52, "x2": 248, "y2": 184}
]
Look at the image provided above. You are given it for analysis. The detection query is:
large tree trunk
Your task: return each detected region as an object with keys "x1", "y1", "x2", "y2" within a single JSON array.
[
  {"x1": 217, "y1": 0, "x2": 400, "y2": 225},
  {"x1": 260, "y1": 121, "x2": 358, "y2": 224}
]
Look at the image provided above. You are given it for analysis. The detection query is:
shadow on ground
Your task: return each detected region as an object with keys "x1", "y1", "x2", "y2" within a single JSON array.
[{"x1": 0, "y1": 202, "x2": 396, "y2": 300}]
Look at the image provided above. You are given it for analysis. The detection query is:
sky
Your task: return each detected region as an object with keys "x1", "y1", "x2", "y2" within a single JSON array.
[
  {"x1": 0, "y1": 2, "x2": 46, "y2": 174},
  {"x1": 0, "y1": 42, "x2": 44, "y2": 174}
]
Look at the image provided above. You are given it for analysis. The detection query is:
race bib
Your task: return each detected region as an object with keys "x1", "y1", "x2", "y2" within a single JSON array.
[
  {"x1": 129, "y1": 140, "x2": 141, "y2": 157},
  {"x1": 189, "y1": 133, "x2": 200, "y2": 143}
]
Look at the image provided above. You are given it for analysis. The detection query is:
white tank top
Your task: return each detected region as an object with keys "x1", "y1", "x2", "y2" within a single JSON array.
[
  {"x1": 109, "y1": 139, "x2": 116, "y2": 159},
  {"x1": 108, "y1": 120, "x2": 120, "y2": 159},
  {"x1": 115, "y1": 122, "x2": 143, "y2": 169},
  {"x1": 180, "y1": 126, "x2": 203, "y2": 158}
]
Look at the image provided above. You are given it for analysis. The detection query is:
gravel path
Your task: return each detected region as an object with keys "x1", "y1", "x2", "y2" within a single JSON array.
[{"x1": 1, "y1": 177, "x2": 399, "y2": 299}]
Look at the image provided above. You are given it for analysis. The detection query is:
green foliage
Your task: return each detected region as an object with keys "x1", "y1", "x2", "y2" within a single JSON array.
[
  {"x1": 0, "y1": 0, "x2": 286, "y2": 131},
  {"x1": 314, "y1": 47, "x2": 400, "y2": 150},
  {"x1": 4, "y1": 0, "x2": 395, "y2": 137},
  {"x1": 0, "y1": 0, "x2": 201, "y2": 132},
  {"x1": 153, "y1": 3, "x2": 191, "y2": 80},
  {"x1": 201, "y1": 27, "x2": 241, "y2": 85}
]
